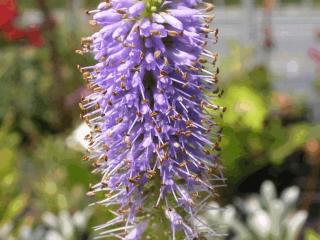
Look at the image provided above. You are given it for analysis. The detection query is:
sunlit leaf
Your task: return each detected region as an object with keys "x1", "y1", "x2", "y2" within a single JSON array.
[
  {"x1": 220, "y1": 85, "x2": 267, "y2": 131},
  {"x1": 270, "y1": 124, "x2": 309, "y2": 164},
  {"x1": 305, "y1": 229, "x2": 320, "y2": 240},
  {"x1": 1, "y1": 194, "x2": 29, "y2": 222}
]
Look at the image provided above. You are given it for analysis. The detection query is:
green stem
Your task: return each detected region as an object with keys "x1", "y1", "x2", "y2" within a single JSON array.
[{"x1": 143, "y1": 0, "x2": 163, "y2": 16}]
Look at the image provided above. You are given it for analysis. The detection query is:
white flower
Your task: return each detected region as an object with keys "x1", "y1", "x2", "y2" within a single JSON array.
[{"x1": 66, "y1": 123, "x2": 90, "y2": 150}]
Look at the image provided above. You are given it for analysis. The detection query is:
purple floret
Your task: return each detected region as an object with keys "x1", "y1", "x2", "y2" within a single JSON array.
[{"x1": 79, "y1": 0, "x2": 223, "y2": 239}]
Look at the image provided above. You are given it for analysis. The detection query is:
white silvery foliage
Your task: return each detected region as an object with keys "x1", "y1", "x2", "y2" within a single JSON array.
[
  {"x1": 0, "y1": 208, "x2": 92, "y2": 240},
  {"x1": 42, "y1": 208, "x2": 92, "y2": 240},
  {"x1": 200, "y1": 180, "x2": 308, "y2": 240},
  {"x1": 0, "y1": 223, "x2": 46, "y2": 240},
  {"x1": 0, "y1": 224, "x2": 14, "y2": 240}
]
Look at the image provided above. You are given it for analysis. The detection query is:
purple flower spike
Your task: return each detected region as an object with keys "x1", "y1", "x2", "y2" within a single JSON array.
[{"x1": 79, "y1": 0, "x2": 224, "y2": 239}]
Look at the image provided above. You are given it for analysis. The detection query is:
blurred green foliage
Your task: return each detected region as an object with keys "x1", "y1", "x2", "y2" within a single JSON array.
[
  {"x1": 0, "y1": 1, "x2": 98, "y2": 236},
  {"x1": 0, "y1": 118, "x2": 23, "y2": 225},
  {"x1": 18, "y1": 0, "x2": 97, "y2": 8},
  {"x1": 306, "y1": 229, "x2": 320, "y2": 240},
  {"x1": 223, "y1": 0, "x2": 320, "y2": 6},
  {"x1": 217, "y1": 43, "x2": 319, "y2": 199}
]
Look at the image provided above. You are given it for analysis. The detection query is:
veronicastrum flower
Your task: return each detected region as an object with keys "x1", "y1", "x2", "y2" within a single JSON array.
[{"x1": 78, "y1": 0, "x2": 224, "y2": 239}]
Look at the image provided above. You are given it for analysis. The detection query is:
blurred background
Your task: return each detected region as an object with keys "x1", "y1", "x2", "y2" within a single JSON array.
[{"x1": 0, "y1": 0, "x2": 319, "y2": 239}]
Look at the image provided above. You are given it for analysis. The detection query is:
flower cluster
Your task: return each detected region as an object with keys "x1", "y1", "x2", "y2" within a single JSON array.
[{"x1": 79, "y1": 0, "x2": 224, "y2": 239}]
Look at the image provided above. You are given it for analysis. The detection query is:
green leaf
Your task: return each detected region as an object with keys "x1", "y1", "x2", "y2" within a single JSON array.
[
  {"x1": 305, "y1": 229, "x2": 320, "y2": 240},
  {"x1": 270, "y1": 124, "x2": 309, "y2": 164},
  {"x1": 221, "y1": 127, "x2": 246, "y2": 173},
  {"x1": 219, "y1": 85, "x2": 267, "y2": 131},
  {"x1": 1, "y1": 194, "x2": 28, "y2": 222}
]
